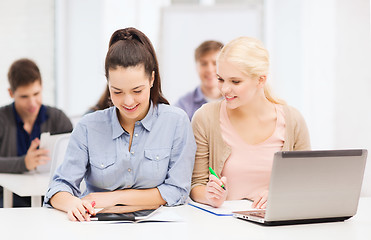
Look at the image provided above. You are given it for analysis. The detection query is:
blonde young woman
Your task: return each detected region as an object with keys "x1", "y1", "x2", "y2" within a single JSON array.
[{"x1": 190, "y1": 37, "x2": 310, "y2": 209}]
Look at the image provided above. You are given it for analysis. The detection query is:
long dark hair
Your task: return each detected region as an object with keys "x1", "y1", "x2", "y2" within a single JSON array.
[
  {"x1": 89, "y1": 85, "x2": 112, "y2": 112},
  {"x1": 105, "y1": 27, "x2": 169, "y2": 105}
]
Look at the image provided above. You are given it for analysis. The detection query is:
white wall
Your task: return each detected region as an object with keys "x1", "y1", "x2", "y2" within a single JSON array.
[
  {"x1": 56, "y1": 0, "x2": 170, "y2": 117},
  {"x1": 266, "y1": 0, "x2": 371, "y2": 196},
  {"x1": 55, "y1": 0, "x2": 106, "y2": 117},
  {"x1": 265, "y1": 0, "x2": 337, "y2": 150},
  {"x1": 0, "y1": 0, "x2": 55, "y2": 106},
  {"x1": 333, "y1": 0, "x2": 371, "y2": 196},
  {"x1": 159, "y1": 4, "x2": 263, "y2": 104}
]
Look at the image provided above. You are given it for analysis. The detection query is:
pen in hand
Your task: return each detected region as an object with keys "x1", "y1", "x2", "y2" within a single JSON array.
[
  {"x1": 88, "y1": 201, "x2": 96, "y2": 215},
  {"x1": 209, "y1": 167, "x2": 226, "y2": 190}
]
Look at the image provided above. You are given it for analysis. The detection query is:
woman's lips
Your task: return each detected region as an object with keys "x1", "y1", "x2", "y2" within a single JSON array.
[
  {"x1": 225, "y1": 96, "x2": 236, "y2": 101},
  {"x1": 122, "y1": 103, "x2": 139, "y2": 112}
]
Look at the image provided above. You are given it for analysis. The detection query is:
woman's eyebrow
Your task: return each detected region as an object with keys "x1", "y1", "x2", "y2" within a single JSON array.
[
  {"x1": 110, "y1": 84, "x2": 145, "y2": 91},
  {"x1": 132, "y1": 85, "x2": 145, "y2": 90},
  {"x1": 230, "y1": 77, "x2": 243, "y2": 81},
  {"x1": 110, "y1": 86, "x2": 121, "y2": 91}
]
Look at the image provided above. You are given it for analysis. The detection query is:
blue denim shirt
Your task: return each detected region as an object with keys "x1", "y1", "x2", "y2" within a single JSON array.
[
  {"x1": 175, "y1": 86, "x2": 207, "y2": 120},
  {"x1": 44, "y1": 102, "x2": 196, "y2": 206}
]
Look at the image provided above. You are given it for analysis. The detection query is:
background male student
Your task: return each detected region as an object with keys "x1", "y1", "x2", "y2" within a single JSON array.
[
  {"x1": 175, "y1": 40, "x2": 224, "y2": 120},
  {"x1": 0, "y1": 58, "x2": 73, "y2": 207}
]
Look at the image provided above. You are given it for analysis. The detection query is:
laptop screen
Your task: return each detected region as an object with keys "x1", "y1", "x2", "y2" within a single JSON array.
[{"x1": 264, "y1": 149, "x2": 367, "y2": 222}]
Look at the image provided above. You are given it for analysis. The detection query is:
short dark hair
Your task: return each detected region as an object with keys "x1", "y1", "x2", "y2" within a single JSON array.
[
  {"x1": 194, "y1": 40, "x2": 224, "y2": 61},
  {"x1": 105, "y1": 27, "x2": 169, "y2": 105},
  {"x1": 8, "y1": 58, "x2": 41, "y2": 92}
]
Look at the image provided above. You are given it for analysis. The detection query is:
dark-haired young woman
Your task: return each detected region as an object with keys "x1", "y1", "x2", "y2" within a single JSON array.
[{"x1": 45, "y1": 28, "x2": 196, "y2": 221}]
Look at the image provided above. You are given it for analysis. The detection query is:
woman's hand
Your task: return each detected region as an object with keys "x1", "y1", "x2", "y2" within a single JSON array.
[
  {"x1": 66, "y1": 197, "x2": 96, "y2": 222},
  {"x1": 251, "y1": 190, "x2": 268, "y2": 209},
  {"x1": 205, "y1": 174, "x2": 228, "y2": 208}
]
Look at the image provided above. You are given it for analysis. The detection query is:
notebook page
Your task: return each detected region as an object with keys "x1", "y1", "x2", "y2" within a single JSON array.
[{"x1": 188, "y1": 199, "x2": 253, "y2": 216}]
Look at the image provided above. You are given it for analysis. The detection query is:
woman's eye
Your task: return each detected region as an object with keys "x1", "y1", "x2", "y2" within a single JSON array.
[
  {"x1": 217, "y1": 77, "x2": 224, "y2": 82},
  {"x1": 114, "y1": 92, "x2": 122, "y2": 95},
  {"x1": 232, "y1": 81, "x2": 240, "y2": 84},
  {"x1": 134, "y1": 90, "x2": 142, "y2": 94}
]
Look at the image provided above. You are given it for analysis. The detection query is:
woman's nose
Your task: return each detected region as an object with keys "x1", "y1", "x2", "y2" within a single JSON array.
[{"x1": 123, "y1": 94, "x2": 135, "y2": 106}]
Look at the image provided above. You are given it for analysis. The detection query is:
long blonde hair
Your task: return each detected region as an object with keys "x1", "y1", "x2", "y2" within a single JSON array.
[{"x1": 217, "y1": 37, "x2": 284, "y2": 105}]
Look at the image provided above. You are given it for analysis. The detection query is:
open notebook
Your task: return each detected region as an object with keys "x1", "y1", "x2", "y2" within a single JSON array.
[{"x1": 188, "y1": 199, "x2": 253, "y2": 216}]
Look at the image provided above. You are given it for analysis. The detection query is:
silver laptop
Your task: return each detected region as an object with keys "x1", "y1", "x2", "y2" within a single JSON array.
[{"x1": 233, "y1": 149, "x2": 368, "y2": 226}]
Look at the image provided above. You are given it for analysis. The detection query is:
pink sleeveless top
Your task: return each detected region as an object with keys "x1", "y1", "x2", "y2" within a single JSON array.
[{"x1": 220, "y1": 101, "x2": 286, "y2": 200}]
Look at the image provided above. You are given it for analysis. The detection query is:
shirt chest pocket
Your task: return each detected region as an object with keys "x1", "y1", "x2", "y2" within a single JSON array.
[
  {"x1": 89, "y1": 153, "x2": 117, "y2": 189},
  {"x1": 144, "y1": 149, "x2": 171, "y2": 180}
]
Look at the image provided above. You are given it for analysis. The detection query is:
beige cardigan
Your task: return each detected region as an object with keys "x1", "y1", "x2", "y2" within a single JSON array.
[{"x1": 191, "y1": 100, "x2": 311, "y2": 189}]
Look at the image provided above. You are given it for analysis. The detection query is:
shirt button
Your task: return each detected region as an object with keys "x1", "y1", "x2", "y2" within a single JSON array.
[
  {"x1": 128, "y1": 168, "x2": 132, "y2": 172},
  {"x1": 136, "y1": 122, "x2": 140, "y2": 125},
  {"x1": 100, "y1": 164, "x2": 105, "y2": 168},
  {"x1": 131, "y1": 151, "x2": 135, "y2": 155},
  {"x1": 134, "y1": 133, "x2": 138, "y2": 137},
  {"x1": 156, "y1": 156, "x2": 159, "y2": 160}
]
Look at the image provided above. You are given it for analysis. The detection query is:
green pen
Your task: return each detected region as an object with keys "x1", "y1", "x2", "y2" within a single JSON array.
[{"x1": 209, "y1": 167, "x2": 226, "y2": 190}]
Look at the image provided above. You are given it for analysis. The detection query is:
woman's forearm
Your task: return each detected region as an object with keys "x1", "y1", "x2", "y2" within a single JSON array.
[
  {"x1": 114, "y1": 188, "x2": 166, "y2": 206},
  {"x1": 50, "y1": 191, "x2": 77, "y2": 212},
  {"x1": 82, "y1": 187, "x2": 167, "y2": 208},
  {"x1": 190, "y1": 185, "x2": 209, "y2": 205}
]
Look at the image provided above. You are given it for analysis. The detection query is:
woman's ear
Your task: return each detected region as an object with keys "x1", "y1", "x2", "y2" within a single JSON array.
[
  {"x1": 150, "y1": 71, "x2": 155, "y2": 88},
  {"x1": 258, "y1": 75, "x2": 267, "y2": 88}
]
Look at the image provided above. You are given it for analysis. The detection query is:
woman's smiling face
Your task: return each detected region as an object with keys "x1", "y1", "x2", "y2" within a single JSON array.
[
  {"x1": 108, "y1": 65, "x2": 154, "y2": 123},
  {"x1": 217, "y1": 59, "x2": 261, "y2": 110}
]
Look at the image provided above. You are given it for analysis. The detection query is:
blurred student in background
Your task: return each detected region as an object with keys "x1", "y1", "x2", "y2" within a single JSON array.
[
  {"x1": 175, "y1": 40, "x2": 223, "y2": 120},
  {"x1": 45, "y1": 27, "x2": 196, "y2": 221},
  {"x1": 190, "y1": 37, "x2": 310, "y2": 209},
  {"x1": 0, "y1": 58, "x2": 73, "y2": 207}
]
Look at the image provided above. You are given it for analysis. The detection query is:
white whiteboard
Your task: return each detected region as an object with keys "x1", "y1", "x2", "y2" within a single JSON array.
[{"x1": 158, "y1": 5, "x2": 263, "y2": 104}]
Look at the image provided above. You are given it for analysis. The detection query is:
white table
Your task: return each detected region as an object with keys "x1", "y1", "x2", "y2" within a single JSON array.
[
  {"x1": 0, "y1": 172, "x2": 49, "y2": 207},
  {"x1": 0, "y1": 198, "x2": 370, "y2": 240}
]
